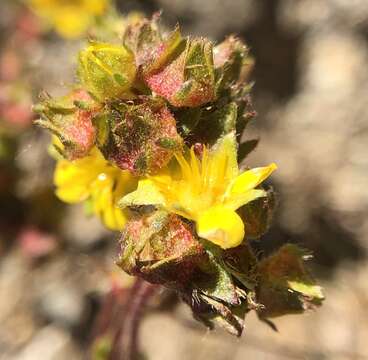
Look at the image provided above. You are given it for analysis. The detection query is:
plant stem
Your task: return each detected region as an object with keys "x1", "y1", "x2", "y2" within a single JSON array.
[{"x1": 111, "y1": 278, "x2": 158, "y2": 360}]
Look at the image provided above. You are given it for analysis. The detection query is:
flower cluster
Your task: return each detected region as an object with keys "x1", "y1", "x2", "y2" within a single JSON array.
[{"x1": 35, "y1": 14, "x2": 323, "y2": 335}]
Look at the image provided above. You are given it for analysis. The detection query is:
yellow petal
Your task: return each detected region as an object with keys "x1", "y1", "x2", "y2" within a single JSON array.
[
  {"x1": 28, "y1": 0, "x2": 108, "y2": 38},
  {"x1": 229, "y1": 163, "x2": 277, "y2": 196},
  {"x1": 54, "y1": 161, "x2": 89, "y2": 187},
  {"x1": 91, "y1": 177, "x2": 121, "y2": 230},
  {"x1": 118, "y1": 179, "x2": 166, "y2": 209},
  {"x1": 113, "y1": 208, "x2": 128, "y2": 230},
  {"x1": 54, "y1": 161, "x2": 92, "y2": 202},
  {"x1": 83, "y1": 0, "x2": 108, "y2": 14},
  {"x1": 54, "y1": 146, "x2": 136, "y2": 230},
  {"x1": 102, "y1": 202, "x2": 122, "y2": 231},
  {"x1": 55, "y1": 185, "x2": 89, "y2": 203},
  {"x1": 224, "y1": 189, "x2": 266, "y2": 211},
  {"x1": 196, "y1": 206, "x2": 245, "y2": 249},
  {"x1": 206, "y1": 133, "x2": 239, "y2": 188},
  {"x1": 53, "y1": 10, "x2": 91, "y2": 38}
]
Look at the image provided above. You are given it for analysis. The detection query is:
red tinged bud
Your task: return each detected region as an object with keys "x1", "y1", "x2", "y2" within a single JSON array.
[
  {"x1": 95, "y1": 98, "x2": 183, "y2": 175},
  {"x1": 34, "y1": 89, "x2": 100, "y2": 160}
]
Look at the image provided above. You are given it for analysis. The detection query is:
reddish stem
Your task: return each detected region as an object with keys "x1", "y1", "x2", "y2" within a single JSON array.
[
  {"x1": 90, "y1": 278, "x2": 158, "y2": 360},
  {"x1": 112, "y1": 278, "x2": 157, "y2": 360}
]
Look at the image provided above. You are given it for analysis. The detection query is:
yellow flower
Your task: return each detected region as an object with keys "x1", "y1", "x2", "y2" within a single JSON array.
[
  {"x1": 28, "y1": 0, "x2": 109, "y2": 38},
  {"x1": 54, "y1": 147, "x2": 137, "y2": 230},
  {"x1": 120, "y1": 134, "x2": 277, "y2": 249}
]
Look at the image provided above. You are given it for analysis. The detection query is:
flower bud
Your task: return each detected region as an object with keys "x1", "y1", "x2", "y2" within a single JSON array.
[
  {"x1": 117, "y1": 211, "x2": 205, "y2": 288},
  {"x1": 123, "y1": 13, "x2": 162, "y2": 69},
  {"x1": 123, "y1": 17, "x2": 217, "y2": 107},
  {"x1": 214, "y1": 36, "x2": 253, "y2": 92},
  {"x1": 94, "y1": 98, "x2": 183, "y2": 175},
  {"x1": 118, "y1": 209, "x2": 257, "y2": 336},
  {"x1": 77, "y1": 42, "x2": 137, "y2": 101},
  {"x1": 144, "y1": 36, "x2": 216, "y2": 107},
  {"x1": 34, "y1": 89, "x2": 100, "y2": 160}
]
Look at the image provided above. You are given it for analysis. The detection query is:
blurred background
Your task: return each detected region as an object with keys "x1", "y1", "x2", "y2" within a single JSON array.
[{"x1": 1, "y1": 0, "x2": 368, "y2": 359}]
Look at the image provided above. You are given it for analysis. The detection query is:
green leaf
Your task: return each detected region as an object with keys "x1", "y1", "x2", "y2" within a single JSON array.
[
  {"x1": 288, "y1": 280, "x2": 324, "y2": 299},
  {"x1": 195, "y1": 244, "x2": 240, "y2": 306},
  {"x1": 238, "y1": 138, "x2": 259, "y2": 163},
  {"x1": 195, "y1": 102, "x2": 238, "y2": 144},
  {"x1": 222, "y1": 244, "x2": 258, "y2": 290},
  {"x1": 256, "y1": 244, "x2": 324, "y2": 318},
  {"x1": 238, "y1": 188, "x2": 276, "y2": 239}
]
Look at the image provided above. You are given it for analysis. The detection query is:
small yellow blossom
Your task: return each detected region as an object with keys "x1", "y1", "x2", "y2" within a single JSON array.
[
  {"x1": 54, "y1": 147, "x2": 137, "y2": 230},
  {"x1": 120, "y1": 134, "x2": 277, "y2": 249},
  {"x1": 28, "y1": 0, "x2": 109, "y2": 38}
]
